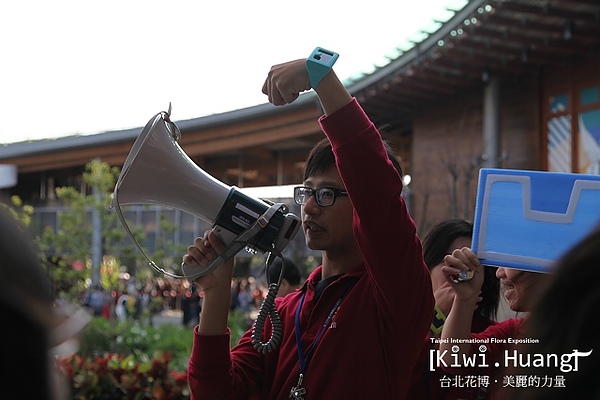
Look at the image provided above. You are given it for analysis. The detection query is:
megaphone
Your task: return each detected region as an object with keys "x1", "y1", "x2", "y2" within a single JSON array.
[{"x1": 111, "y1": 105, "x2": 301, "y2": 281}]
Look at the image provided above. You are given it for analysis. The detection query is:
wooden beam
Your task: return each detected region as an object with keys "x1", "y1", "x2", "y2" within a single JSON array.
[{"x1": 181, "y1": 118, "x2": 321, "y2": 156}]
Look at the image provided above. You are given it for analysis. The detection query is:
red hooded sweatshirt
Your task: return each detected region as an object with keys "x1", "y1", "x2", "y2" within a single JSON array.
[{"x1": 188, "y1": 98, "x2": 434, "y2": 399}]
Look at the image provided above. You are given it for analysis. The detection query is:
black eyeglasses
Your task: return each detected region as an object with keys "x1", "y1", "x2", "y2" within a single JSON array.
[{"x1": 293, "y1": 186, "x2": 348, "y2": 207}]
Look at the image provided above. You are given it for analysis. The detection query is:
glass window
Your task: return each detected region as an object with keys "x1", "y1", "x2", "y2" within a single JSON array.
[
  {"x1": 580, "y1": 86, "x2": 599, "y2": 107},
  {"x1": 179, "y1": 212, "x2": 197, "y2": 249},
  {"x1": 141, "y1": 209, "x2": 157, "y2": 250},
  {"x1": 549, "y1": 94, "x2": 568, "y2": 114},
  {"x1": 547, "y1": 115, "x2": 572, "y2": 172},
  {"x1": 578, "y1": 108, "x2": 600, "y2": 174}
]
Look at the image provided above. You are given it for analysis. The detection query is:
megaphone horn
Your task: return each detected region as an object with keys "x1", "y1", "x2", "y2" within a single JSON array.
[{"x1": 111, "y1": 106, "x2": 301, "y2": 281}]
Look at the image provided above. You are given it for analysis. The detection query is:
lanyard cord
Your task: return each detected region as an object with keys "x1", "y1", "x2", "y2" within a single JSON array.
[{"x1": 293, "y1": 286, "x2": 351, "y2": 377}]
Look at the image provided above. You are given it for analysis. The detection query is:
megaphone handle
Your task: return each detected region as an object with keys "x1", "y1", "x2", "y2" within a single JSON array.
[
  {"x1": 114, "y1": 198, "x2": 285, "y2": 282},
  {"x1": 180, "y1": 238, "x2": 247, "y2": 281},
  {"x1": 113, "y1": 195, "x2": 219, "y2": 280},
  {"x1": 182, "y1": 203, "x2": 284, "y2": 280}
]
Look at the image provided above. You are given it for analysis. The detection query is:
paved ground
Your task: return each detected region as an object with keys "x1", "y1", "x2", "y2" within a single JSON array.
[{"x1": 152, "y1": 309, "x2": 184, "y2": 327}]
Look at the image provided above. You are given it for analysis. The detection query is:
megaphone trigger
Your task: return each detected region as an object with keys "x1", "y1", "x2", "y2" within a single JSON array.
[
  {"x1": 180, "y1": 233, "x2": 247, "y2": 281},
  {"x1": 181, "y1": 202, "x2": 288, "y2": 281}
]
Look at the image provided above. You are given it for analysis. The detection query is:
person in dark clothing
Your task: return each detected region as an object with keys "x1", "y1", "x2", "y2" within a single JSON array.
[
  {"x1": 0, "y1": 205, "x2": 86, "y2": 399},
  {"x1": 267, "y1": 258, "x2": 302, "y2": 298}
]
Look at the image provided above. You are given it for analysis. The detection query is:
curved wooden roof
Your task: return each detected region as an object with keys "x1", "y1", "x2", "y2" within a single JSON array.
[{"x1": 350, "y1": 0, "x2": 600, "y2": 130}]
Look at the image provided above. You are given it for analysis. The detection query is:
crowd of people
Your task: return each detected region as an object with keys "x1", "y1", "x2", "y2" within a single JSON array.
[
  {"x1": 81, "y1": 276, "x2": 203, "y2": 326},
  {"x1": 79, "y1": 260, "x2": 304, "y2": 329}
]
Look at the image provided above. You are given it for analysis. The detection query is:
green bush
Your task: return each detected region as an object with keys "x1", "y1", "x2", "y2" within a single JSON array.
[
  {"x1": 79, "y1": 311, "x2": 252, "y2": 370},
  {"x1": 78, "y1": 317, "x2": 193, "y2": 372},
  {"x1": 64, "y1": 312, "x2": 254, "y2": 398},
  {"x1": 228, "y1": 310, "x2": 252, "y2": 347}
]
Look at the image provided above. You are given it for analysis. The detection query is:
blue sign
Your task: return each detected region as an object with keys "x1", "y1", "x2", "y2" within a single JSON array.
[{"x1": 472, "y1": 168, "x2": 600, "y2": 272}]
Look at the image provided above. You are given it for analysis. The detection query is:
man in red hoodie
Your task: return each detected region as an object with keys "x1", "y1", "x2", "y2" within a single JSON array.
[{"x1": 184, "y1": 48, "x2": 434, "y2": 399}]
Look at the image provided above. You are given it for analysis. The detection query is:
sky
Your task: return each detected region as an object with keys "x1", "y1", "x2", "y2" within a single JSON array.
[{"x1": 1, "y1": 0, "x2": 464, "y2": 145}]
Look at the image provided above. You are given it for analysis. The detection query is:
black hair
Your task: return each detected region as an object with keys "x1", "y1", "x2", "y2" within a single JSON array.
[
  {"x1": 423, "y1": 219, "x2": 473, "y2": 269},
  {"x1": 302, "y1": 138, "x2": 403, "y2": 181},
  {"x1": 267, "y1": 258, "x2": 301, "y2": 286},
  {"x1": 422, "y1": 218, "x2": 500, "y2": 321},
  {"x1": 0, "y1": 205, "x2": 53, "y2": 323},
  {"x1": 0, "y1": 205, "x2": 54, "y2": 400}
]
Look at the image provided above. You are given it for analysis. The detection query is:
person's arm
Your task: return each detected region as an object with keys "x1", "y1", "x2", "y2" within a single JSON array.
[
  {"x1": 263, "y1": 51, "x2": 434, "y2": 397},
  {"x1": 439, "y1": 247, "x2": 484, "y2": 364},
  {"x1": 313, "y1": 71, "x2": 352, "y2": 115},
  {"x1": 261, "y1": 58, "x2": 351, "y2": 115},
  {"x1": 183, "y1": 230, "x2": 233, "y2": 335},
  {"x1": 186, "y1": 231, "x2": 261, "y2": 399},
  {"x1": 430, "y1": 282, "x2": 456, "y2": 337}
]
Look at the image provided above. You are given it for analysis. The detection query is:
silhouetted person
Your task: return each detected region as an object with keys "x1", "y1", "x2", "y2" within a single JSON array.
[{"x1": 267, "y1": 258, "x2": 302, "y2": 298}]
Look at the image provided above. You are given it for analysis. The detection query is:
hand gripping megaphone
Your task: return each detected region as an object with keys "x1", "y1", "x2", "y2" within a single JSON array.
[{"x1": 111, "y1": 105, "x2": 301, "y2": 282}]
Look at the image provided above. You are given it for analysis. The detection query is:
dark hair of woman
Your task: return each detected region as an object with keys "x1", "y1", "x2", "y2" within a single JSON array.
[{"x1": 422, "y1": 218, "x2": 500, "y2": 321}]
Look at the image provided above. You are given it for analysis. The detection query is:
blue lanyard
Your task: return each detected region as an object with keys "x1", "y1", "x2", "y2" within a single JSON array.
[{"x1": 293, "y1": 288, "x2": 348, "y2": 377}]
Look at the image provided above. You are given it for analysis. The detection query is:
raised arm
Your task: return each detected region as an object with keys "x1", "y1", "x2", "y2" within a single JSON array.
[
  {"x1": 262, "y1": 57, "x2": 351, "y2": 115},
  {"x1": 439, "y1": 248, "x2": 484, "y2": 362},
  {"x1": 183, "y1": 230, "x2": 233, "y2": 335},
  {"x1": 264, "y1": 47, "x2": 433, "y2": 364}
]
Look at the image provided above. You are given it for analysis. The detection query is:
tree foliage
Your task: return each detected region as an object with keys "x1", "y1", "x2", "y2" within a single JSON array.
[
  {"x1": 30, "y1": 160, "x2": 145, "y2": 301},
  {"x1": 17, "y1": 159, "x2": 189, "y2": 302}
]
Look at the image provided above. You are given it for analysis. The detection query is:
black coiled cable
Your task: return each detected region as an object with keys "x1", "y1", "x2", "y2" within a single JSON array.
[{"x1": 251, "y1": 255, "x2": 285, "y2": 354}]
